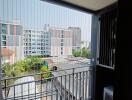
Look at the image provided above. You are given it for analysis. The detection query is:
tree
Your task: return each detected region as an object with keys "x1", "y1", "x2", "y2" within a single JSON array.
[
  {"x1": 81, "y1": 47, "x2": 91, "y2": 58},
  {"x1": 2, "y1": 63, "x2": 13, "y2": 77},
  {"x1": 40, "y1": 67, "x2": 52, "y2": 79},
  {"x1": 72, "y1": 48, "x2": 91, "y2": 58},
  {"x1": 72, "y1": 50, "x2": 81, "y2": 57},
  {"x1": 26, "y1": 56, "x2": 43, "y2": 69}
]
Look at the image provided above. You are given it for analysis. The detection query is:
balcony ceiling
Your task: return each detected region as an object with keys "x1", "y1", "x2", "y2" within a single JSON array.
[
  {"x1": 62, "y1": 0, "x2": 117, "y2": 11},
  {"x1": 44, "y1": 0, "x2": 117, "y2": 14}
]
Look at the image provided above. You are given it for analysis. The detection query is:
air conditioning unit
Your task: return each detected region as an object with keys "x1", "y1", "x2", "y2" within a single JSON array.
[{"x1": 103, "y1": 86, "x2": 113, "y2": 100}]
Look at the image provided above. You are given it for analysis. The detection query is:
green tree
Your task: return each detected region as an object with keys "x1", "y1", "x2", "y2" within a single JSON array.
[
  {"x1": 2, "y1": 63, "x2": 14, "y2": 77},
  {"x1": 72, "y1": 50, "x2": 81, "y2": 57},
  {"x1": 26, "y1": 56, "x2": 43, "y2": 69},
  {"x1": 12, "y1": 60, "x2": 27, "y2": 76},
  {"x1": 82, "y1": 47, "x2": 91, "y2": 58},
  {"x1": 40, "y1": 67, "x2": 52, "y2": 79}
]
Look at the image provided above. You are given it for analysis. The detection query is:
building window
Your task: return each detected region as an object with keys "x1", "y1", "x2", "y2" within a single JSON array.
[
  {"x1": 2, "y1": 24, "x2": 7, "y2": 29},
  {"x1": 29, "y1": 39, "x2": 31, "y2": 42},
  {"x1": 61, "y1": 47, "x2": 63, "y2": 50},
  {"x1": 61, "y1": 31, "x2": 64, "y2": 38},
  {"x1": 61, "y1": 51, "x2": 63, "y2": 55},
  {"x1": 10, "y1": 25, "x2": 14, "y2": 35},
  {"x1": 2, "y1": 35, "x2": 6, "y2": 40},
  {"x1": 61, "y1": 39, "x2": 63, "y2": 42},
  {"x1": 24, "y1": 43, "x2": 28, "y2": 46},
  {"x1": 32, "y1": 35, "x2": 35, "y2": 37},
  {"x1": 32, "y1": 51, "x2": 36, "y2": 53},
  {"x1": 37, "y1": 47, "x2": 40, "y2": 49},
  {"x1": 32, "y1": 47, "x2": 36, "y2": 49},
  {"x1": 2, "y1": 41, "x2": 6, "y2": 46},
  {"x1": 32, "y1": 43, "x2": 36, "y2": 45},
  {"x1": 61, "y1": 43, "x2": 63, "y2": 46},
  {"x1": 2, "y1": 29, "x2": 7, "y2": 34},
  {"x1": 29, "y1": 30, "x2": 31, "y2": 33},
  {"x1": 32, "y1": 39, "x2": 35, "y2": 41},
  {"x1": 37, "y1": 43, "x2": 41, "y2": 45}
]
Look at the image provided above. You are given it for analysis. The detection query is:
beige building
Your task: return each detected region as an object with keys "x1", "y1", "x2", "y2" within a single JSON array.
[
  {"x1": 49, "y1": 28, "x2": 72, "y2": 56},
  {"x1": 68, "y1": 27, "x2": 81, "y2": 51}
]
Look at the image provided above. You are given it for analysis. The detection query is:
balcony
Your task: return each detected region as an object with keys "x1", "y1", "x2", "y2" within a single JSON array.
[
  {"x1": 0, "y1": 0, "x2": 119, "y2": 99},
  {"x1": 1, "y1": 65, "x2": 91, "y2": 100}
]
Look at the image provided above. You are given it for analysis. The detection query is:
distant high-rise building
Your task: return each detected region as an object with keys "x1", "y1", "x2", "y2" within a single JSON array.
[
  {"x1": 68, "y1": 27, "x2": 81, "y2": 51},
  {"x1": 24, "y1": 27, "x2": 72, "y2": 57},
  {"x1": 49, "y1": 27, "x2": 72, "y2": 56},
  {"x1": 24, "y1": 29, "x2": 51, "y2": 56},
  {"x1": 0, "y1": 22, "x2": 24, "y2": 64}
]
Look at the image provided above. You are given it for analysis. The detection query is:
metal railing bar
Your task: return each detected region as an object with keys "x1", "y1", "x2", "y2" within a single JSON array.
[
  {"x1": 5, "y1": 91, "x2": 58, "y2": 100},
  {"x1": 7, "y1": 90, "x2": 56, "y2": 99},
  {"x1": 79, "y1": 72, "x2": 81, "y2": 99},
  {"x1": 64, "y1": 75, "x2": 66, "y2": 100},
  {"x1": 51, "y1": 79, "x2": 53, "y2": 100},
  {"x1": 72, "y1": 68, "x2": 74, "y2": 100},
  {"x1": 85, "y1": 71, "x2": 88, "y2": 99},
  {"x1": 1, "y1": 65, "x2": 90, "y2": 81},
  {"x1": 68, "y1": 74, "x2": 70, "y2": 100},
  {"x1": 46, "y1": 81, "x2": 47, "y2": 100},
  {"x1": 2, "y1": 70, "x2": 90, "y2": 89},
  {"x1": 75, "y1": 73, "x2": 78, "y2": 100},
  {"x1": 28, "y1": 83, "x2": 30, "y2": 100},
  {"x1": 1, "y1": 69, "x2": 91, "y2": 100},
  {"x1": 60, "y1": 76, "x2": 62, "y2": 98}
]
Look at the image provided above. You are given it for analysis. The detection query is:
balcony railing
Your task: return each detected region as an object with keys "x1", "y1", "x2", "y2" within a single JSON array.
[{"x1": 1, "y1": 65, "x2": 92, "y2": 100}]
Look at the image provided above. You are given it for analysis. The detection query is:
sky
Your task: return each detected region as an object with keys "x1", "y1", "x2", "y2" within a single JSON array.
[{"x1": 0, "y1": 0, "x2": 92, "y2": 41}]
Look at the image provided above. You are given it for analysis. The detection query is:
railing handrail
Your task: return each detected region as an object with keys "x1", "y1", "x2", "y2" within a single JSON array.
[
  {"x1": 2, "y1": 70, "x2": 90, "y2": 88},
  {"x1": 1, "y1": 64, "x2": 91, "y2": 81}
]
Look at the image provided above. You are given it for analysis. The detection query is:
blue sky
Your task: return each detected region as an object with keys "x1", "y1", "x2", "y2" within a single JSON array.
[{"x1": 0, "y1": 0, "x2": 91, "y2": 41}]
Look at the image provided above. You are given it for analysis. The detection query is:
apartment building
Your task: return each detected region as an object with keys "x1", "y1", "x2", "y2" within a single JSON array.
[
  {"x1": 23, "y1": 29, "x2": 51, "y2": 56},
  {"x1": 0, "y1": 22, "x2": 24, "y2": 64},
  {"x1": 24, "y1": 27, "x2": 72, "y2": 57},
  {"x1": 49, "y1": 27, "x2": 72, "y2": 56},
  {"x1": 68, "y1": 27, "x2": 81, "y2": 51}
]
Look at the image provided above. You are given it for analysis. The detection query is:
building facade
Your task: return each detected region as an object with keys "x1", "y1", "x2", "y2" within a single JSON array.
[
  {"x1": 24, "y1": 27, "x2": 72, "y2": 57},
  {"x1": 49, "y1": 28, "x2": 72, "y2": 56},
  {"x1": 0, "y1": 22, "x2": 24, "y2": 64},
  {"x1": 68, "y1": 27, "x2": 81, "y2": 51},
  {"x1": 24, "y1": 29, "x2": 51, "y2": 56}
]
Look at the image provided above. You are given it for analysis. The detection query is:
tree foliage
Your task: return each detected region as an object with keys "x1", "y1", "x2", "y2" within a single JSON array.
[
  {"x1": 2, "y1": 56, "x2": 44, "y2": 77},
  {"x1": 81, "y1": 47, "x2": 91, "y2": 58},
  {"x1": 40, "y1": 67, "x2": 52, "y2": 79},
  {"x1": 72, "y1": 48, "x2": 91, "y2": 58},
  {"x1": 26, "y1": 56, "x2": 43, "y2": 69},
  {"x1": 72, "y1": 50, "x2": 81, "y2": 57}
]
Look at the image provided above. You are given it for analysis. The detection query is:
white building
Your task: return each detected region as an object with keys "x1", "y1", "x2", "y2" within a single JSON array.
[
  {"x1": 23, "y1": 29, "x2": 51, "y2": 56},
  {"x1": 0, "y1": 22, "x2": 24, "y2": 64},
  {"x1": 24, "y1": 27, "x2": 72, "y2": 57}
]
